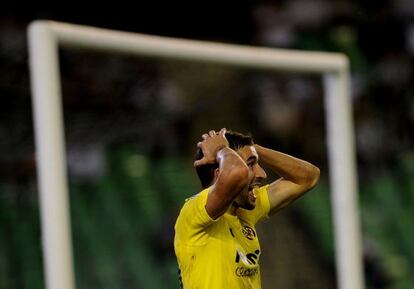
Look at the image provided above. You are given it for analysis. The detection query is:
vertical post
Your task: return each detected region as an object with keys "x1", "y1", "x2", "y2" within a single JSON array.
[
  {"x1": 28, "y1": 22, "x2": 75, "y2": 289},
  {"x1": 323, "y1": 68, "x2": 364, "y2": 289}
]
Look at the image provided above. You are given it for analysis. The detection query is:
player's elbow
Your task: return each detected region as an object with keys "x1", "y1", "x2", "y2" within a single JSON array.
[
  {"x1": 293, "y1": 166, "x2": 320, "y2": 200},
  {"x1": 305, "y1": 165, "x2": 320, "y2": 189}
]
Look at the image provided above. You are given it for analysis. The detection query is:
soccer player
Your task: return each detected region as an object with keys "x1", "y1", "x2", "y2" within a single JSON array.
[{"x1": 174, "y1": 128, "x2": 320, "y2": 289}]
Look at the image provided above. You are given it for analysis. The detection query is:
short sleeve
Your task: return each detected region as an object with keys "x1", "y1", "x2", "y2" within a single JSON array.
[
  {"x1": 174, "y1": 188, "x2": 217, "y2": 245},
  {"x1": 183, "y1": 188, "x2": 216, "y2": 227},
  {"x1": 254, "y1": 185, "x2": 271, "y2": 223}
]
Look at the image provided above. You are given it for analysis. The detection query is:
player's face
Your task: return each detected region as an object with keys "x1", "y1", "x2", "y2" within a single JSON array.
[{"x1": 234, "y1": 145, "x2": 267, "y2": 210}]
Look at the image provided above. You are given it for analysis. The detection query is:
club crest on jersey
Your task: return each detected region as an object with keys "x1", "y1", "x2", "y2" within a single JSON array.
[{"x1": 242, "y1": 225, "x2": 256, "y2": 240}]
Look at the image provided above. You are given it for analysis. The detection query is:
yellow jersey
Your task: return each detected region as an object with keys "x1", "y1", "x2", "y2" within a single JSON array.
[{"x1": 174, "y1": 185, "x2": 270, "y2": 289}]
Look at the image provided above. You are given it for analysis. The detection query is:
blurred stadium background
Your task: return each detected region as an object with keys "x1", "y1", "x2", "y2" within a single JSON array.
[{"x1": 1, "y1": 1, "x2": 414, "y2": 289}]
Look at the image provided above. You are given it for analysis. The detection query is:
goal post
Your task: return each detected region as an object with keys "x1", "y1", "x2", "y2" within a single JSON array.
[{"x1": 28, "y1": 20, "x2": 364, "y2": 289}]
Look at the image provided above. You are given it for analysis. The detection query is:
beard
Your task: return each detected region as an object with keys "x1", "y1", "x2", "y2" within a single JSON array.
[
  {"x1": 235, "y1": 188, "x2": 256, "y2": 210},
  {"x1": 233, "y1": 181, "x2": 260, "y2": 211}
]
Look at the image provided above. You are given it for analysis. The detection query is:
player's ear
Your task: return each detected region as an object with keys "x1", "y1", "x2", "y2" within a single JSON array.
[{"x1": 214, "y1": 168, "x2": 220, "y2": 180}]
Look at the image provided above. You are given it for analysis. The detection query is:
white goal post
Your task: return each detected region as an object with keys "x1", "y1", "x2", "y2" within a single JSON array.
[{"x1": 28, "y1": 20, "x2": 364, "y2": 289}]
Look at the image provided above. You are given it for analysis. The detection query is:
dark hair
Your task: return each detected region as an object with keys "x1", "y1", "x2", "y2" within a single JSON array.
[{"x1": 195, "y1": 130, "x2": 254, "y2": 188}]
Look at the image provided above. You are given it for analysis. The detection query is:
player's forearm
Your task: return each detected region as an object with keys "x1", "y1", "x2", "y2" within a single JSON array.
[
  {"x1": 206, "y1": 147, "x2": 249, "y2": 219},
  {"x1": 254, "y1": 144, "x2": 320, "y2": 187}
]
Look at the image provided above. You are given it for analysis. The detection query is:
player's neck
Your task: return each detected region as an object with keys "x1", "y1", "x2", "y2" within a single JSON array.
[{"x1": 228, "y1": 202, "x2": 240, "y2": 216}]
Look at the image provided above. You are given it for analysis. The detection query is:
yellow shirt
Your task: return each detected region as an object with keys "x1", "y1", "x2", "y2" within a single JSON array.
[{"x1": 174, "y1": 185, "x2": 270, "y2": 289}]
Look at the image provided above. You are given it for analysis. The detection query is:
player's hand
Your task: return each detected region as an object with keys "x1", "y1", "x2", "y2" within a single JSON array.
[{"x1": 194, "y1": 128, "x2": 229, "y2": 167}]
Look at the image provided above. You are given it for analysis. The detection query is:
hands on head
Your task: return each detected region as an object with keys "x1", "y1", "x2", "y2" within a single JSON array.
[{"x1": 194, "y1": 128, "x2": 229, "y2": 167}]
